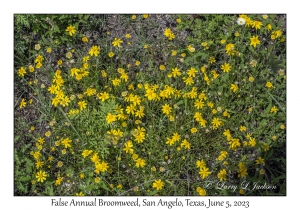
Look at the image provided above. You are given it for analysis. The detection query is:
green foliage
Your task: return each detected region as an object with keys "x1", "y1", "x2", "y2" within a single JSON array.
[
  {"x1": 14, "y1": 147, "x2": 35, "y2": 195},
  {"x1": 69, "y1": 99, "x2": 119, "y2": 159},
  {"x1": 14, "y1": 14, "x2": 286, "y2": 196},
  {"x1": 15, "y1": 14, "x2": 34, "y2": 29}
]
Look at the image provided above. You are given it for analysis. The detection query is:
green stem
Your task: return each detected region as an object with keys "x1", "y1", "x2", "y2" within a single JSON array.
[
  {"x1": 58, "y1": 107, "x2": 83, "y2": 141},
  {"x1": 266, "y1": 91, "x2": 286, "y2": 115}
]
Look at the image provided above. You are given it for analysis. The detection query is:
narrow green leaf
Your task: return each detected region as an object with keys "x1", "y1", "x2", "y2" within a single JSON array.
[
  {"x1": 176, "y1": 100, "x2": 184, "y2": 106},
  {"x1": 184, "y1": 56, "x2": 193, "y2": 65},
  {"x1": 19, "y1": 176, "x2": 31, "y2": 182},
  {"x1": 85, "y1": 185, "x2": 96, "y2": 191},
  {"x1": 84, "y1": 15, "x2": 90, "y2": 20},
  {"x1": 41, "y1": 35, "x2": 47, "y2": 43},
  {"x1": 75, "y1": 22, "x2": 79, "y2": 30},
  {"x1": 59, "y1": 15, "x2": 66, "y2": 20},
  {"x1": 148, "y1": 190, "x2": 158, "y2": 195},
  {"x1": 100, "y1": 182, "x2": 111, "y2": 192}
]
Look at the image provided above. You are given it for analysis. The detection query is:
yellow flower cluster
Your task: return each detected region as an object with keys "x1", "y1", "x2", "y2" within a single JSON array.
[
  {"x1": 238, "y1": 162, "x2": 248, "y2": 178},
  {"x1": 48, "y1": 70, "x2": 71, "y2": 107},
  {"x1": 166, "y1": 132, "x2": 181, "y2": 146},
  {"x1": 217, "y1": 169, "x2": 227, "y2": 181},
  {"x1": 225, "y1": 43, "x2": 235, "y2": 56},
  {"x1": 84, "y1": 87, "x2": 97, "y2": 96},
  {"x1": 196, "y1": 159, "x2": 211, "y2": 179},
  {"x1": 35, "y1": 54, "x2": 44, "y2": 69},
  {"x1": 89, "y1": 45, "x2": 101, "y2": 56},
  {"x1": 217, "y1": 151, "x2": 228, "y2": 161},
  {"x1": 144, "y1": 84, "x2": 159, "y2": 101},
  {"x1": 84, "y1": 152, "x2": 109, "y2": 174},
  {"x1": 123, "y1": 140, "x2": 134, "y2": 154},
  {"x1": 107, "y1": 129, "x2": 124, "y2": 145},
  {"x1": 196, "y1": 186, "x2": 206, "y2": 196},
  {"x1": 66, "y1": 25, "x2": 76, "y2": 36},
  {"x1": 194, "y1": 112, "x2": 207, "y2": 128},
  {"x1": 223, "y1": 129, "x2": 241, "y2": 151},
  {"x1": 133, "y1": 126, "x2": 146, "y2": 143},
  {"x1": 164, "y1": 28, "x2": 175, "y2": 40},
  {"x1": 153, "y1": 179, "x2": 164, "y2": 190},
  {"x1": 106, "y1": 113, "x2": 117, "y2": 124},
  {"x1": 271, "y1": 30, "x2": 282, "y2": 40},
  {"x1": 61, "y1": 137, "x2": 72, "y2": 148},
  {"x1": 70, "y1": 67, "x2": 89, "y2": 81},
  {"x1": 18, "y1": 66, "x2": 26, "y2": 77}
]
